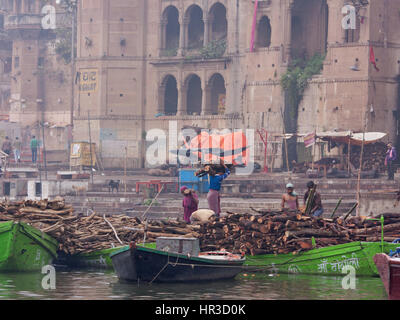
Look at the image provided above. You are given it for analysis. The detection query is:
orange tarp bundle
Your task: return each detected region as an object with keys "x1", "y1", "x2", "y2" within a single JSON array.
[{"x1": 187, "y1": 131, "x2": 249, "y2": 165}]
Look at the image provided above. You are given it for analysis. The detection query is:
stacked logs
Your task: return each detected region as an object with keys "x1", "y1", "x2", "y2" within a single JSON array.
[
  {"x1": 197, "y1": 210, "x2": 400, "y2": 255},
  {"x1": 350, "y1": 142, "x2": 386, "y2": 172},
  {"x1": 3, "y1": 198, "x2": 400, "y2": 256},
  {"x1": 0, "y1": 198, "x2": 200, "y2": 254}
]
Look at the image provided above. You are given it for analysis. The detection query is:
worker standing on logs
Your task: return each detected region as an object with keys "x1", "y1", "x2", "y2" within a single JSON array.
[
  {"x1": 385, "y1": 143, "x2": 397, "y2": 181},
  {"x1": 206, "y1": 161, "x2": 230, "y2": 217},
  {"x1": 304, "y1": 181, "x2": 324, "y2": 217},
  {"x1": 281, "y1": 183, "x2": 299, "y2": 211},
  {"x1": 181, "y1": 186, "x2": 199, "y2": 223}
]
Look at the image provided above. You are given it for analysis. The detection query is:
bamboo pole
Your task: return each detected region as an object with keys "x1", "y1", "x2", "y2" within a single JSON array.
[
  {"x1": 88, "y1": 111, "x2": 94, "y2": 186},
  {"x1": 356, "y1": 113, "x2": 368, "y2": 216}
]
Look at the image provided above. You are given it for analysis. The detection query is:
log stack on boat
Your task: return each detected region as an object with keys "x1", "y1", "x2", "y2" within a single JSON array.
[
  {"x1": 2, "y1": 197, "x2": 400, "y2": 260},
  {"x1": 197, "y1": 211, "x2": 400, "y2": 255}
]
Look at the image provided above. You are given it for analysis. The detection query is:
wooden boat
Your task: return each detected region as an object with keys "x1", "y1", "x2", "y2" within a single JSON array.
[
  {"x1": 110, "y1": 242, "x2": 245, "y2": 283},
  {"x1": 63, "y1": 246, "x2": 125, "y2": 269},
  {"x1": 244, "y1": 241, "x2": 399, "y2": 277},
  {"x1": 0, "y1": 221, "x2": 58, "y2": 272},
  {"x1": 374, "y1": 252, "x2": 400, "y2": 299}
]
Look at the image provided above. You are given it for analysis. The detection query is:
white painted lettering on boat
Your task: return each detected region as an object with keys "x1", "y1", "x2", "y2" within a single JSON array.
[
  {"x1": 155, "y1": 305, "x2": 189, "y2": 318},
  {"x1": 317, "y1": 253, "x2": 360, "y2": 273}
]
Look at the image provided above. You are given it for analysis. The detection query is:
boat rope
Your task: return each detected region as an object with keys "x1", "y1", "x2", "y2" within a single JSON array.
[{"x1": 149, "y1": 252, "x2": 180, "y2": 284}]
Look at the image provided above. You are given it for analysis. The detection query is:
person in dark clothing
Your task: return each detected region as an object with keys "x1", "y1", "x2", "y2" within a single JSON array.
[
  {"x1": 385, "y1": 143, "x2": 397, "y2": 181},
  {"x1": 304, "y1": 181, "x2": 324, "y2": 217},
  {"x1": 2, "y1": 136, "x2": 12, "y2": 156},
  {"x1": 30, "y1": 136, "x2": 38, "y2": 163}
]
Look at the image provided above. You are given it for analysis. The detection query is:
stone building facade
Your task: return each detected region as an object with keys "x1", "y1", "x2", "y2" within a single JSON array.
[
  {"x1": 1, "y1": 0, "x2": 73, "y2": 162},
  {"x1": 3, "y1": 0, "x2": 400, "y2": 169}
]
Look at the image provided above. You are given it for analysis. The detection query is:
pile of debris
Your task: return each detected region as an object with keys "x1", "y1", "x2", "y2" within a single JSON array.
[
  {"x1": 197, "y1": 210, "x2": 400, "y2": 255},
  {"x1": 0, "y1": 198, "x2": 200, "y2": 254}
]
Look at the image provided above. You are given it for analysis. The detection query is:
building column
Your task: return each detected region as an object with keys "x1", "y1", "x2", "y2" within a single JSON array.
[
  {"x1": 177, "y1": 84, "x2": 186, "y2": 115},
  {"x1": 159, "y1": 19, "x2": 167, "y2": 56},
  {"x1": 283, "y1": 5, "x2": 293, "y2": 63},
  {"x1": 21, "y1": 0, "x2": 25, "y2": 13},
  {"x1": 35, "y1": 0, "x2": 40, "y2": 14},
  {"x1": 158, "y1": 84, "x2": 166, "y2": 114},
  {"x1": 201, "y1": 77, "x2": 211, "y2": 115},
  {"x1": 203, "y1": 18, "x2": 210, "y2": 47},
  {"x1": 179, "y1": 18, "x2": 189, "y2": 55}
]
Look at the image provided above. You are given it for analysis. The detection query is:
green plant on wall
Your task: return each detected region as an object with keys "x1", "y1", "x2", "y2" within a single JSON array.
[
  {"x1": 280, "y1": 53, "x2": 325, "y2": 119},
  {"x1": 55, "y1": 28, "x2": 73, "y2": 64},
  {"x1": 200, "y1": 39, "x2": 227, "y2": 59}
]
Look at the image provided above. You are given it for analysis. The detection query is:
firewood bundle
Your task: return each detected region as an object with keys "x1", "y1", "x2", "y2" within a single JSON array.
[
  {"x1": 196, "y1": 210, "x2": 400, "y2": 255},
  {"x1": 350, "y1": 142, "x2": 386, "y2": 172},
  {"x1": 0, "y1": 198, "x2": 200, "y2": 254}
]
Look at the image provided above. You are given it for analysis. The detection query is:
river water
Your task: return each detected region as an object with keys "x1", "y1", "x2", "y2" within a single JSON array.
[{"x1": 0, "y1": 269, "x2": 388, "y2": 300}]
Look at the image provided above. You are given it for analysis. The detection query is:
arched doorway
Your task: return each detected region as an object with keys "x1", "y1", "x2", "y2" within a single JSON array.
[
  {"x1": 257, "y1": 16, "x2": 271, "y2": 48},
  {"x1": 209, "y1": 3, "x2": 227, "y2": 42},
  {"x1": 162, "y1": 75, "x2": 178, "y2": 115},
  {"x1": 208, "y1": 73, "x2": 226, "y2": 115},
  {"x1": 290, "y1": 0, "x2": 328, "y2": 59},
  {"x1": 186, "y1": 5, "x2": 204, "y2": 50},
  {"x1": 186, "y1": 74, "x2": 202, "y2": 115},
  {"x1": 162, "y1": 6, "x2": 180, "y2": 55}
]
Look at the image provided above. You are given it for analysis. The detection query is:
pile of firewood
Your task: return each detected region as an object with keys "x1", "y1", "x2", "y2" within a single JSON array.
[
  {"x1": 2, "y1": 198, "x2": 400, "y2": 256},
  {"x1": 197, "y1": 210, "x2": 400, "y2": 255},
  {"x1": 0, "y1": 198, "x2": 200, "y2": 254},
  {"x1": 350, "y1": 142, "x2": 386, "y2": 172}
]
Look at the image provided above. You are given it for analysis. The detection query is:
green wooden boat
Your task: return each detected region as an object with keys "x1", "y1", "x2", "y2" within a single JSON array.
[
  {"x1": 65, "y1": 246, "x2": 126, "y2": 269},
  {"x1": 0, "y1": 221, "x2": 58, "y2": 272},
  {"x1": 244, "y1": 241, "x2": 400, "y2": 277}
]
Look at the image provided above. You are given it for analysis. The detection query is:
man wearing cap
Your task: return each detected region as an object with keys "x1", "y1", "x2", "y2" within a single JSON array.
[
  {"x1": 281, "y1": 183, "x2": 299, "y2": 211},
  {"x1": 304, "y1": 181, "x2": 324, "y2": 217}
]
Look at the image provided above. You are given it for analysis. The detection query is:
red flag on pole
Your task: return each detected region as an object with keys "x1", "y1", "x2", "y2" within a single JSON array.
[
  {"x1": 369, "y1": 46, "x2": 380, "y2": 72},
  {"x1": 250, "y1": 0, "x2": 259, "y2": 52}
]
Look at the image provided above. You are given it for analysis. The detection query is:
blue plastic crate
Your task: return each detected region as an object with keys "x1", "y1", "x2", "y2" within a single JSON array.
[{"x1": 179, "y1": 169, "x2": 209, "y2": 193}]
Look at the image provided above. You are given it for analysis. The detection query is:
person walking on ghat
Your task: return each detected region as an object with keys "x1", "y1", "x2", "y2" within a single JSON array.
[
  {"x1": 30, "y1": 135, "x2": 38, "y2": 164},
  {"x1": 181, "y1": 186, "x2": 199, "y2": 224},
  {"x1": 13, "y1": 137, "x2": 22, "y2": 163},
  {"x1": 385, "y1": 143, "x2": 397, "y2": 181},
  {"x1": 304, "y1": 181, "x2": 324, "y2": 217},
  {"x1": 206, "y1": 162, "x2": 230, "y2": 216},
  {"x1": 281, "y1": 183, "x2": 299, "y2": 211}
]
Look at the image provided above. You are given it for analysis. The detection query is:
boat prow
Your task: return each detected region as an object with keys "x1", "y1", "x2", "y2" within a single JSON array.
[
  {"x1": 0, "y1": 221, "x2": 58, "y2": 272},
  {"x1": 374, "y1": 253, "x2": 400, "y2": 300}
]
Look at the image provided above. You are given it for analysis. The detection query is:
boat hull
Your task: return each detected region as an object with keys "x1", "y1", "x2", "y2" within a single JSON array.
[
  {"x1": 0, "y1": 221, "x2": 58, "y2": 272},
  {"x1": 64, "y1": 247, "x2": 124, "y2": 269},
  {"x1": 374, "y1": 253, "x2": 400, "y2": 300},
  {"x1": 244, "y1": 242, "x2": 399, "y2": 277},
  {"x1": 111, "y1": 246, "x2": 244, "y2": 283},
  {"x1": 110, "y1": 246, "x2": 137, "y2": 281}
]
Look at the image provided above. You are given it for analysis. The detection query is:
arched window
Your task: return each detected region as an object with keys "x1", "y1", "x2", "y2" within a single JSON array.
[
  {"x1": 186, "y1": 74, "x2": 202, "y2": 115},
  {"x1": 163, "y1": 76, "x2": 178, "y2": 115},
  {"x1": 209, "y1": 3, "x2": 227, "y2": 42},
  {"x1": 208, "y1": 73, "x2": 226, "y2": 115},
  {"x1": 186, "y1": 5, "x2": 204, "y2": 50},
  {"x1": 162, "y1": 6, "x2": 180, "y2": 55},
  {"x1": 290, "y1": 0, "x2": 328, "y2": 59},
  {"x1": 257, "y1": 16, "x2": 272, "y2": 48}
]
